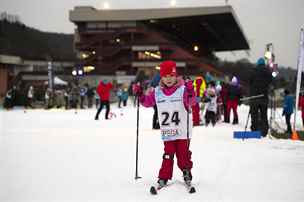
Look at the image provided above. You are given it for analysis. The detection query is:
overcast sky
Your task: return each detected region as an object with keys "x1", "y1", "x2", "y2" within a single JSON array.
[{"x1": 1, "y1": 0, "x2": 303, "y2": 68}]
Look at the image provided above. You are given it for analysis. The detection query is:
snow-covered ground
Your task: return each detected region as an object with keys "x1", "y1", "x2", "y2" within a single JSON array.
[{"x1": 1, "y1": 104, "x2": 304, "y2": 202}]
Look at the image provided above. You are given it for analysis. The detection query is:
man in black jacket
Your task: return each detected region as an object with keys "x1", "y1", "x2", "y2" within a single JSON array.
[{"x1": 249, "y1": 58, "x2": 273, "y2": 137}]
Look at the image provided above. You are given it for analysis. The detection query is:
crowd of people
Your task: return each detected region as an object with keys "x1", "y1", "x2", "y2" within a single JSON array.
[
  {"x1": 3, "y1": 81, "x2": 132, "y2": 112},
  {"x1": 131, "y1": 58, "x2": 302, "y2": 138},
  {"x1": 3, "y1": 58, "x2": 303, "y2": 138}
]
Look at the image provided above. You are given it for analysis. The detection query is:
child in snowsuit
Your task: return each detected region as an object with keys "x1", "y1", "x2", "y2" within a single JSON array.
[
  {"x1": 204, "y1": 88, "x2": 217, "y2": 126},
  {"x1": 282, "y1": 89, "x2": 294, "y2": 135},
  {"x1": 133, "y1": 61, "x2": 196, "y2": 187}
]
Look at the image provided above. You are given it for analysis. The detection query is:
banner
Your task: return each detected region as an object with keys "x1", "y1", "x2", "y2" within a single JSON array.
[{"x1": 294, "y1": 29, "x2": 304, "y2": 130}]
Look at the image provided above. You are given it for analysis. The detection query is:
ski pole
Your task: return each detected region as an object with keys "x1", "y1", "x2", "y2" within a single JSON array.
[
  {"x1": 185, "y1": 79, "x2": 192, "y2": 153},
  {"x1": 243, "y1": 108, "x2": 251, "y2": 141},
  {"x1": 135, "y1": 90, "x2": 141, "y2": 180},
  {"x1": 240, "y1": 94, "x2": 264, "y2": 102},
  {"x1": 186, "y1": 95, "x2": 190, "y2": 149}
]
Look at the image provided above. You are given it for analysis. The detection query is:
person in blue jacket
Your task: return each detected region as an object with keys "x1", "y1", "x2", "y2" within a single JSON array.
[{"x1": 282, "y1": 89, "x2": 294, "y2": 135}]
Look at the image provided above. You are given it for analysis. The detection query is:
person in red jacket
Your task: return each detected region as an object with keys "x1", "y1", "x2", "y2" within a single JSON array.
[{"x1": 95, "y1": 80, "x2": 113, "y2": 120}]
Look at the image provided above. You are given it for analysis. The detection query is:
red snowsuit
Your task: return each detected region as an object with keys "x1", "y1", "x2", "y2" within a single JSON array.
[
  {"x1": 138, "y1": 78, "x2": 196, "y2": 180},
  {"x1": 226, "y1": 83, "x2": 241, "y2": 124}
]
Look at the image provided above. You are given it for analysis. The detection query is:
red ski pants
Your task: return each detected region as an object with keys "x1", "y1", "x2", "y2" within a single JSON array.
[
  {"x1": 226, "y1": 99, "x2": 238, "y2": 122},
  {"x1": 192, "y1": 103, "x2": 200, "y2": 126},
  {"x1": 158, "y1": 139, "x2": 193, "y2": 180}
]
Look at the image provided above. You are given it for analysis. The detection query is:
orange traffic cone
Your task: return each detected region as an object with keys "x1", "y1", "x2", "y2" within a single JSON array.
[{"x1": 291, "y1": 130, "x2": 299, "y2": 140}]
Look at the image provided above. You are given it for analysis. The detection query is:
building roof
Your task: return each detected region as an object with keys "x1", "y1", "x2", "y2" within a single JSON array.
[{"x1": 69, "y1": 5, "x2": 249, "y2": 52}]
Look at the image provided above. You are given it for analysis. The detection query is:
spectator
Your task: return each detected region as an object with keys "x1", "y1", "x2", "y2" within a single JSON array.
[
  {"x1": 94, "y1": 88, "x2": 100, "y2": 109},
  {"x1": 227, "y1": 76, "x2": 241, "y2": 124},
  {"x1": 215, "y1": 81, "x2": 223, "y2": 121},
  {"x1": 70, "y1": 84, "x2": 79, "y2": 109},
  {"x1": 3, "y1": 88, "x2": 14, "y2": 109},
  {"x1": 63, "y1": 87, "x2": 69, "y2": 109},
  {"x1": 249, "y1": 58, "x2": 273, "y2": 137},
  {"x1": 45, "y1": 87, "x2": 52, "y2": 109},
  {"x1": 27, "y1": 85, "x2": 34, "y2": 108},
  {"x1": 120, "y1": 87, "x2": 129, "y2": 107},
  {"x1": 282, "y1": 89, "x2": 294, "y2": 135},
  {"x1": 117, "y1": 87, "x2": 123, "y2": 108},
  {"x1": 192, "y1": 76, "x2": 206, "y2": 126},
  {"x1": 95, "y1": 80, "x2": 113, "y2": 120},
  {"x1": 79, "y1": 84, "x2": 88, "y2": 109},
  {"x1": 204, "y1": 88, "x2": 217, "y2": 126},
  {"x1": 86, "y1": 86, "x2": 95, "y2": 108},
  {"x1": 220, "y1": 82, "x2": 229, "y2": 123}
]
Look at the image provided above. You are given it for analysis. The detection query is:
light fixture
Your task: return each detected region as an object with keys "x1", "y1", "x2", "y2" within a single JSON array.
[
  {"x1": 170, "y1": 0, "x2": 177, "y2": 6},
  {"x1": 155, "y1": 66, "x2": 160, "y2": 70},
  {"x1": 81, "y1": 53, "x2": 89, "y2": 59},
  {"x1": 92, "y1": 51, "x2": 96, "y2": 55},
  {"x1": 78, "y1": 69, "x2": 83, "y2": 76},
  {"x1": 83, "y1": 66, "x2": 95, "y2": 72},
  {"x1": 103, "y1": 2, "x2": 110, "y2": 9},
  {"x1": 72, "y1": 70, "x2": 77, "y2": 76},
  {"x1": 144, "y1": 51, "x2": 161, "y2": 59},
  {"x1": 194, "y1": 45, "x2": 199, "y2": 52},
  {"x1": 116, "y1": 38, "x2": 120, "y2": 43}
]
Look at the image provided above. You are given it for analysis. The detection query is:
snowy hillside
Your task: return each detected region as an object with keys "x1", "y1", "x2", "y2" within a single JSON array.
[{"x1": 1, "y1": 104, "x2": 304, "y2": 202}]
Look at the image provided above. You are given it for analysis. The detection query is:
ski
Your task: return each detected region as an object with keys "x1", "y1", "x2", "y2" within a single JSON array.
[
  {"x1": 150, "y1": 181, "x2": 196, "y2": 195},
  {"x1": 150, "y1": 184, "x2": 167, "y2": 195},
  {"x1": 184, "y1": 180, "x2": 196, "y2": 194}
]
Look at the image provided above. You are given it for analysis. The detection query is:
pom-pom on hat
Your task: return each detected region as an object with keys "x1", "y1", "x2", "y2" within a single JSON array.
[
  {"x1": 160, "y1": 60, "x2": 177, "y2": 78},
  {"x1": 231, "y1": 76, "x2": 238, "y2": 85}
]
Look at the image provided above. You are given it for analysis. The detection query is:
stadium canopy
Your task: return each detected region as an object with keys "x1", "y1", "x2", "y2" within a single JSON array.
[{"x1": 70, "y1": 5, "x2": 250, "y2": 52}]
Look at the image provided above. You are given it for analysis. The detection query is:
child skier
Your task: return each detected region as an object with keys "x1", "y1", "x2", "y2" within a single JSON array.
[
  {"x1": 282, "y1": 89, "x2": 294, "y2": 135},
  {"x1": 133, "y1": 61, "x2": 196, "y2": 190},
  {"x1": 204, "y1": 87, "x2": 218, "y2": 126}
]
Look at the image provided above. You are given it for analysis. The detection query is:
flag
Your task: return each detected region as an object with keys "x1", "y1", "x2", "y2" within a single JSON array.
[{"x1": 294, "y1": 29, "x2": 304, "y2": 130}]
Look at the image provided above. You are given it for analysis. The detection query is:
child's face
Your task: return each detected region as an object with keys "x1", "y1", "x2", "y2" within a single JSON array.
[{"x1": 161, "y1": 75, "x2": 177, "y2": 87}]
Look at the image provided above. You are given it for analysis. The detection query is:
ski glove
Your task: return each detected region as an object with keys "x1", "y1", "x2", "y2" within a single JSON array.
[
  {"x1": 185, "y1": 80, "x2": 194, "y2": 97},
  {"x1": 132, "y1": 83, "x2": 143, "y2": 96}
]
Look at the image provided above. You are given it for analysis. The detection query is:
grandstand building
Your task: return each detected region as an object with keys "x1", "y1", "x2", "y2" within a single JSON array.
[{"x1": 69, "y1": 5, "x2": 249, "y2": 79}]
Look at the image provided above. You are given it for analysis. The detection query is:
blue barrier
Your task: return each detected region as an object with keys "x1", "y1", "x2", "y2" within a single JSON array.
[{"x1": 233, "y1": 131, "x2": 262, "y2": 139}]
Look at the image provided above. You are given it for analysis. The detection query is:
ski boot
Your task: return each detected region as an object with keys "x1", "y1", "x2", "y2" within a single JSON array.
[
  {"x1": 183, "y1": 169, "x2": 192, "y2": 183},
  {"x1": 232, "y1": 117, "x2": 239, "y2": 125},
  {"x1": 157, "y1": 179, "x2": 168, "y2": 188},
  {"x1": 150, "y1": 179, "x2": 168, "y2": 195}
]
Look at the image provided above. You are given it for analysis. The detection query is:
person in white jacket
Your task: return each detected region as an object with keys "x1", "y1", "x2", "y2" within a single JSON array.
[
  {"x1": 204, "y1": 87, "x2": 217, "y2": 126},
  {"x1": 27, "y1": 86, "x2": 34, "y2": 108}
]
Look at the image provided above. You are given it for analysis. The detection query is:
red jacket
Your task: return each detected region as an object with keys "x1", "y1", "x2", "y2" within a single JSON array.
[{"x1": 97, "y1": 81, "x2": 113, "y2": 101}]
